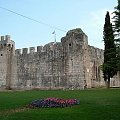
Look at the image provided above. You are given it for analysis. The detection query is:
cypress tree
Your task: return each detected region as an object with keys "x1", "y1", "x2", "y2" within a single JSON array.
[
  {"x1": 113, "y1": 0, "x2": 120, "y2": 71},
  {"x1": 102, "y1": 11, "x2": 117, "y2": 88}
]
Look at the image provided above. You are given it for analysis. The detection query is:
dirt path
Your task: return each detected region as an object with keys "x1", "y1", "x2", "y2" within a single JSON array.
[{"x1": 0, "y1": 107, "x2": 30, "y2": 116}]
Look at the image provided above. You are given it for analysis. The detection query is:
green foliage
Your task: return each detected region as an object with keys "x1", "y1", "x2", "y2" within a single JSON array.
[
  {"x1": 0, "y1": 89, "x2": 120, "y2": 120},
  {"x1": 102, "y1": 11, "x2": 117, "y2": 87},
  {"x1": 113, "y1": 0, "x2": 120, "y2": 34},
  {"x1": 113, "y1": 0, "x2": 120, "y2": 71}
]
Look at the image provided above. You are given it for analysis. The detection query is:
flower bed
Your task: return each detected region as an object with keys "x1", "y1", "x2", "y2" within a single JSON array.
[{"x1": 28, "y1": 98, "x2": 80, "y2": 108}]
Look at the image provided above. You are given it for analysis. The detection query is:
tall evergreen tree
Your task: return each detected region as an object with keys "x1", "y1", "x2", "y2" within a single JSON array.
[
  {"x1": 102, "y1": 11, "x2": 117, "y2": 88},
  {"x1": 113, "y1": 0, "x2": 120, "y2": 71}
]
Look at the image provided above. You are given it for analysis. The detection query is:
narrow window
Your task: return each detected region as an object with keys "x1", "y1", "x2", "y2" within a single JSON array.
[{"x1": 8, "y1": 44, "x2": 11, "y2": 46}]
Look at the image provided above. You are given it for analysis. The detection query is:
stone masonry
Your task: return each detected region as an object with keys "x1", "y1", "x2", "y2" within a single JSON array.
[{"x1": 0, "y1": 28, "x2": 120, "y2": 90}]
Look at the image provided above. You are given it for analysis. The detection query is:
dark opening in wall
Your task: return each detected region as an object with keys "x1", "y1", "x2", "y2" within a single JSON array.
[
  {"x1": 1, "y1": 44, "x2": 3, "y2": 48},
  {"x1": 69, "y1": 43, "x2": 71, "y2": 46},
  {"x1": 1, "y1": 54, "x2": 3, "y2": 56}
]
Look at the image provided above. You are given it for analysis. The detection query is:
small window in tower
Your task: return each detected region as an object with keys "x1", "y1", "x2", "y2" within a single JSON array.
[
  {"x1": 69, "y1": 43, "x2": 71, "y2": 46},
  {"x1": 1, "y1": 54, "x2": 3, "y2": 56},
  {"x1": 8, "y1": 44, "x2": 11, "y2": 47},
  {"x1": 4, "y1": 44, "x2": 6, "y2": 46}
]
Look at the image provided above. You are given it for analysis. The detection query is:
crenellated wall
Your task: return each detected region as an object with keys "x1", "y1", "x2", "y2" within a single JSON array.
[
  {"x1": 15, "y1": 42, "x2": 65, "y2": 89},
  {"x1": 0, "y1": 28, "x2": 119, "y2": 90}
]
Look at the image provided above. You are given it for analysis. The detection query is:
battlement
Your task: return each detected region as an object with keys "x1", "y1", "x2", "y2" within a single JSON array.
[
  {"x1": 0, "y1": 35, "x2": 15, "y2": 51},
  {"x1": 15, "y1": 46, "x2": 44, "y2": 55},
  {"x1": 15, "y1": 49, "x2": 21, "y2": 54},
  {"x1": 0, "y1": 35, "x2": 15, "y2": 46},
  {"x1": 0, "y1": 35, "x2": 10, "y2": 42},
  {"x1": 15, "y1": 42, "x2": 62, "y2": 55}
]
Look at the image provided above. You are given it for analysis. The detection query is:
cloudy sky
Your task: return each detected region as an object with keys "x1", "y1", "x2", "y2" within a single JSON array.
[{"x1": 0, "y1": 0, "x2": 117, "y2": 49}]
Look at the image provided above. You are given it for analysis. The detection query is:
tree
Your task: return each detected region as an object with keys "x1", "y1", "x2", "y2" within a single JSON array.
[
  {"x1": 113, "y1": 0, "x2": 120, "y2": 71},
  {"x1": 102, "y1": 11, "x2": 117, "y2": 88}
]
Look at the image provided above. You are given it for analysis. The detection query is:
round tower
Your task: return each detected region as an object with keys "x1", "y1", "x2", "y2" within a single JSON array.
[{"x1": 0, "y1": 35, "x2": 15, "y2": 89}]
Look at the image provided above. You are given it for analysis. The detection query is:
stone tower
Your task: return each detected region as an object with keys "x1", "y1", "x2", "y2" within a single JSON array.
[
  {"x1": 0, "y1": 35, "x2": 15, "y2": 89},
  {"x1": 61, "y1": 28, "x2": 89, "y2": 89}
]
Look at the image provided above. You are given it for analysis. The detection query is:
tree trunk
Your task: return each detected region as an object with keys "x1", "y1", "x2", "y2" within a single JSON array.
[{"x1": 107, "y1": 76, "x2": 110, "y2": 88}]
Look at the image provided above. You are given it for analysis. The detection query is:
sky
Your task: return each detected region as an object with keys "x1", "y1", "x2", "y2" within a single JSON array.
[{"x1": 0, "y1": 0, "x2": 118, "y2": 49}]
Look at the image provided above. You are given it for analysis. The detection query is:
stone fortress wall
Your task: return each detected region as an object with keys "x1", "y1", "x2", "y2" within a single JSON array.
[{"x1": 0, "y1": 28, "x2": 120, "y2": 90}]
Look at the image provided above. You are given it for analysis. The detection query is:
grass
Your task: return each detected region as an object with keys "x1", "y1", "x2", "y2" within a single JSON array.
[{"x1": 0, "y1": 89, "x2": 120, "y2": 120}]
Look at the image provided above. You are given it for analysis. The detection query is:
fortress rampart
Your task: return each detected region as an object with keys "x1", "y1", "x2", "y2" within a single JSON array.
[{"x1": 0, "y1": 28, "x2": 120, "y2": 90}]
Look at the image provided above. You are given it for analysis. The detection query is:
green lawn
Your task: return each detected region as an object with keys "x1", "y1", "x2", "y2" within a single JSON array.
[{"x1": 0, "y1": 89, "x2": 120, "y2": 120}]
